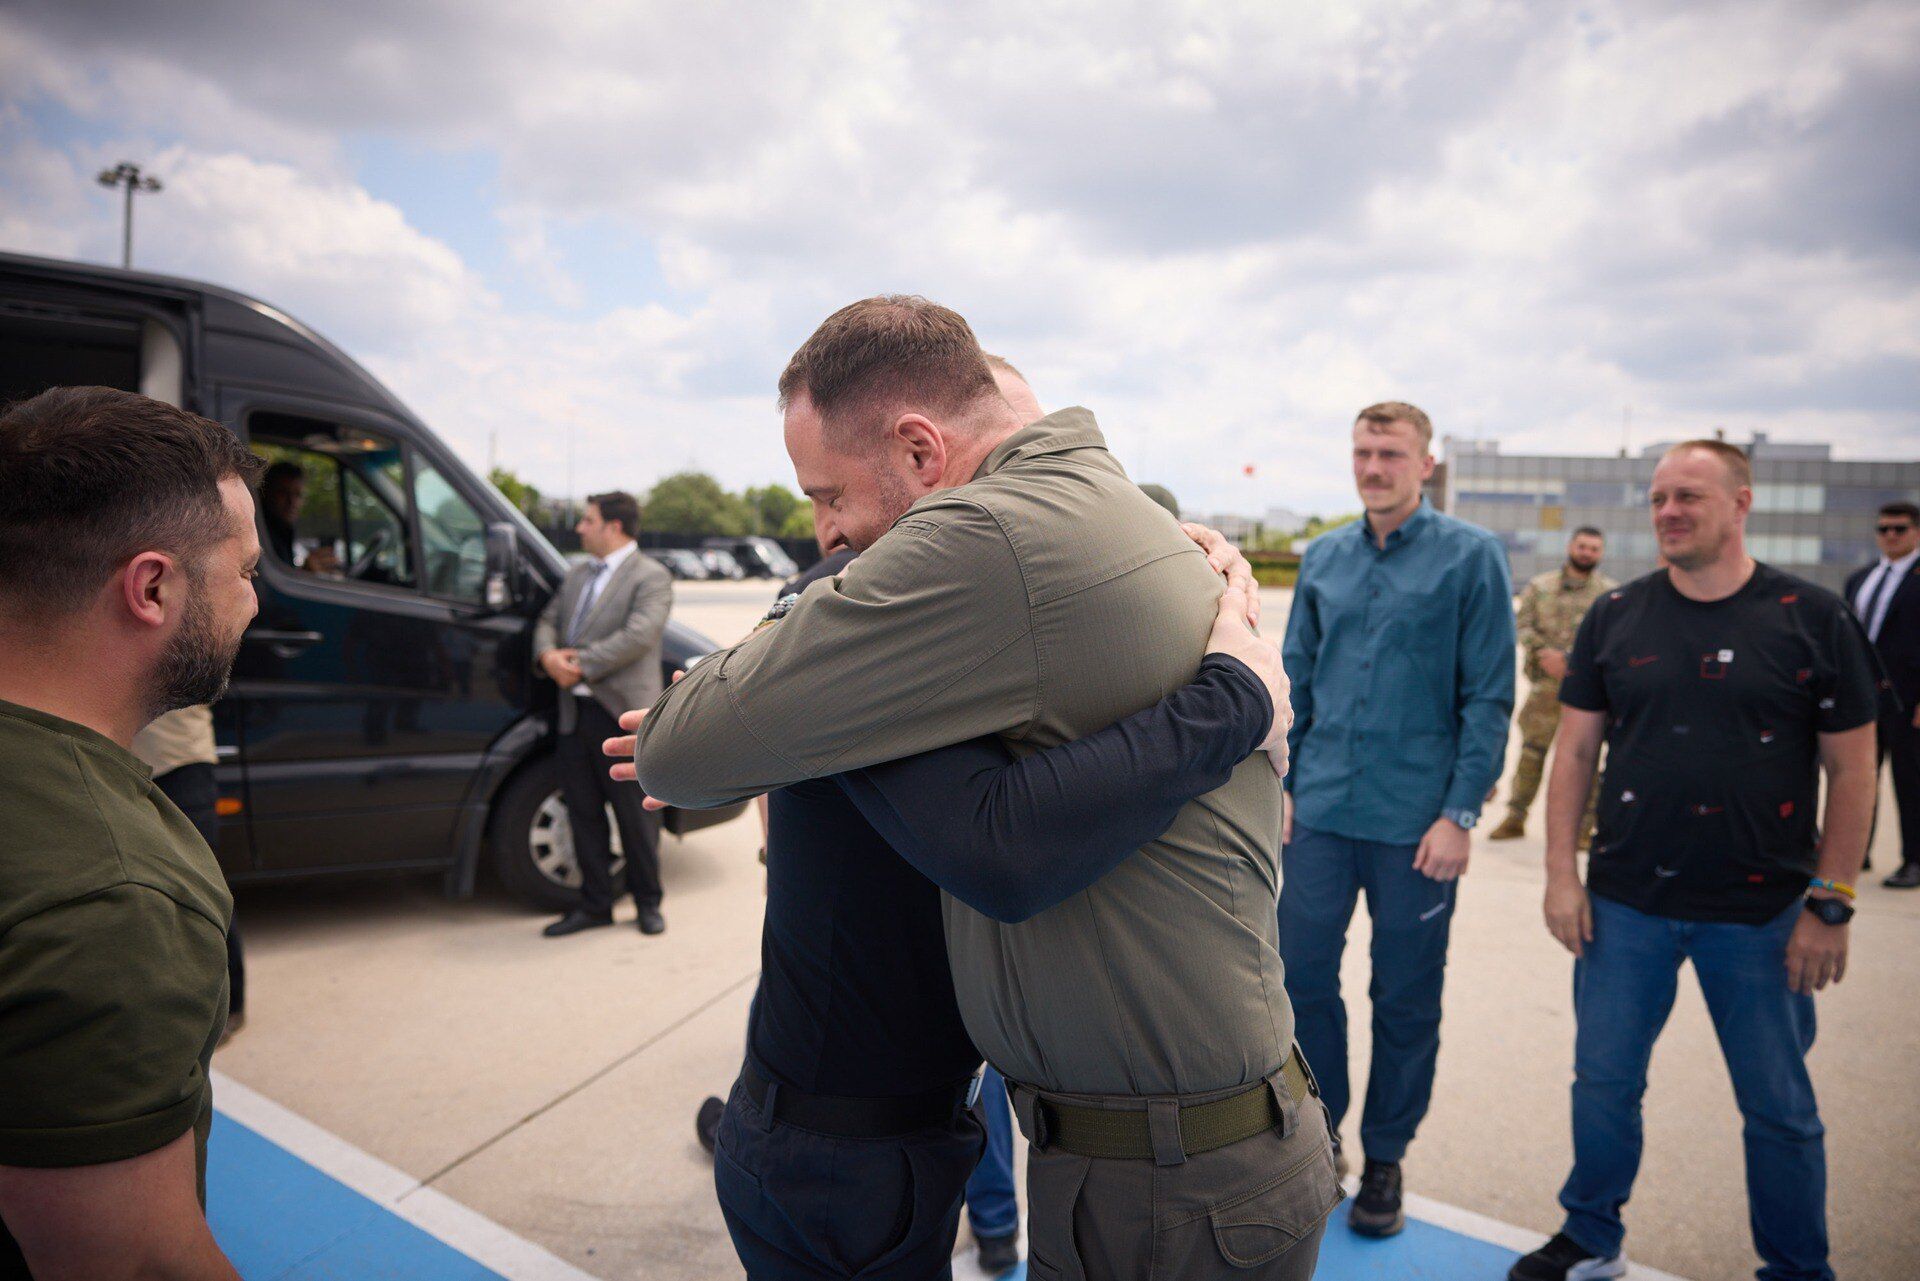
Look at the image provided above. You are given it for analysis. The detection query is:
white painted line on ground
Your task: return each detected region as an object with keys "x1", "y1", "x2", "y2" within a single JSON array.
[{"x1": 212, "y1": 1070, "x2": 603, "y2": 1281}]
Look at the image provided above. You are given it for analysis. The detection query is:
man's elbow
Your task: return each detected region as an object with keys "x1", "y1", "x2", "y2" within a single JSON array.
[{"x1": 632, "y1": 733, "x2": 716, "y2": 810}]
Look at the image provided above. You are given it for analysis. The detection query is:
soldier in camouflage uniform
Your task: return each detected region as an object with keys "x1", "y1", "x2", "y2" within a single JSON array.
[{"x1": 1490, "y1": 528, "x2": 1614, "y2": 843}]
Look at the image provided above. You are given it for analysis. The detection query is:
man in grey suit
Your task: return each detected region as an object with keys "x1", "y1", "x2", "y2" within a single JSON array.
[{"x1": 534, "y1": 491, "x2": 674, "y2": 937}]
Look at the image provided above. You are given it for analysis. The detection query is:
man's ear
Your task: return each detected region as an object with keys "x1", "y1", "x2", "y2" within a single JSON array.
[
  {"x1": 120, "y1": 553, "x2": 173, "y2": 631},
  {"x1": 892, "y1": 415, "x2": 948, "y2": 487}
]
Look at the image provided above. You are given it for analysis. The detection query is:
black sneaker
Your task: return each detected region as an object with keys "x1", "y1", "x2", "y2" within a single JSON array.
[
  {"x1": 975, "y1": 1231, "x2": 1019, "y2": 1275},
  {"x1": 695, "y1": 1095, "x2": 724, "y2": 1155},
  {"x1": 1508, "y1": 1232, "x2": 1626, "y2": 1280},
  {"x1": 1348, "y1": 1159, "x2": 1404, "y2": 1237}
]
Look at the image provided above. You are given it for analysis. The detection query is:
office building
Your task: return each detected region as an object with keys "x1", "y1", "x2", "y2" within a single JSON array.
[{"x1": 1437, "y1": 432, "x2": 1920, "y2": 594}]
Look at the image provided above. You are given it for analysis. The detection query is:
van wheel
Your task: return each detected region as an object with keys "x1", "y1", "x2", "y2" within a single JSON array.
[{"x1": 489, "y1": 757, "x2": 628, "y2": 912}]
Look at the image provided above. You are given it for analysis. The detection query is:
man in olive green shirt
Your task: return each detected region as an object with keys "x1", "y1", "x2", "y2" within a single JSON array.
[
  {"x1": 630, "y1": 298, "x2": 1337, "y2": 1278},
  {"x1": 0, "y1": 386, "x2": 264, "y2": 1280},
  {"x1": 1489, "y1": 527, "x2": 1615, "y2": 842}
]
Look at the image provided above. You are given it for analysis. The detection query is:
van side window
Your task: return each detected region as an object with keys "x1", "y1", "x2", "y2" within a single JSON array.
[
  {"x1": 411, "y1": 459, "x2": 488, "y2": 604},
  {"x1": 250, "y1": 414, "x2": 414, "y2": 589}
]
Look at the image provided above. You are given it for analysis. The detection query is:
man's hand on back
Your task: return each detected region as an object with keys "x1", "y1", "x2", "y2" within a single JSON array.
[
  {"x1": 1181, "y1": 523, "x2": 1260, "y2": 628},
  {"x1": 1412, "y1": 816, "x2": 1471, "y2": 881},
  {"x1": 1538, "y1": 648, "x2": 1568, "y2": 680},
  {"x1": 1205, "y1": 585, "x2": 1289, "y2": 776}
]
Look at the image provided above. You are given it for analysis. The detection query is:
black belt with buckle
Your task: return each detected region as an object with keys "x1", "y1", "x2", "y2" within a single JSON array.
[{"x1": 740, "y1": 1062, "x2": 976, "y2": 1139}]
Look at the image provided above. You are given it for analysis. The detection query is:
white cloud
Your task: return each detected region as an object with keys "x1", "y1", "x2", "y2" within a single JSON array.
[{"x1": 1, "y1": 0, "x2": 1915, "y2": 521}]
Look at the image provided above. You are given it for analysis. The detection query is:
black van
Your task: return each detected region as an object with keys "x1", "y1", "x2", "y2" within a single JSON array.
[{"x1": 0, "y1": 250, "x2": 744, "y2": 910}]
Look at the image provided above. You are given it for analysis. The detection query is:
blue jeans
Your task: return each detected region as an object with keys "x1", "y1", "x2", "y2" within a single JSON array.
[
  {"x1": 1276, "y1": 824, "x2": 1456, "y2": 1163},
  {"x1": 964, "y1": 1066, "x2": 1019, "y2": 1241},
  {"x1": 1560, "y1": 895, "x2": 1830, "y2": 1281}
]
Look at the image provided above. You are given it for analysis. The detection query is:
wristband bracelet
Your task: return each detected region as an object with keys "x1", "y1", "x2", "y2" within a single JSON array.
[{"x1": 1807, "y1": 877, "x2": 1856, "y2": 900}]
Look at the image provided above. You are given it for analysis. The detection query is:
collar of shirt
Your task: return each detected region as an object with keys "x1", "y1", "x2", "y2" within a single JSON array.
[
  {"x1": 1877, "y1": 547, "x2": 1919, "y2": 578},
  {"x1": 1355, "y1": 496, "x2": 1434, "y2": 554},
  {"x1": 595, "y1": 540, "x2": 638, "y2": 575},
  {"x1": 972, "y1": 407, "x2": 1107, "y2": 481}
]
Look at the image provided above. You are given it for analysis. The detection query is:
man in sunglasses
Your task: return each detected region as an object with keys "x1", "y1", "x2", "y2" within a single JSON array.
[{"x1": 1846, "y1": 501, "x2": 1920, "y2": 887}]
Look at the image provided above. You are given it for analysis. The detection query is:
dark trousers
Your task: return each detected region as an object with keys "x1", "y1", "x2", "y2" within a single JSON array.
[
  {"x1": 1276, "y1": 824, "x2": 1457, "y2": 1163},
  {"x1": 1560, "y1": 896, "x2": 1829, "y2": 1281},
  {"x1": 153, "y1": 763, "x2": 245, "y2": 1017},
  {"x1": 556, "y1": 696, "x2": 662, "y2": 915},
  {"x1": 1874, "y1": 710, "x2": 1920, "y2": 869},
  {"x1": 713, "y1": 1074, "x2": 983, "y2": 1280}
]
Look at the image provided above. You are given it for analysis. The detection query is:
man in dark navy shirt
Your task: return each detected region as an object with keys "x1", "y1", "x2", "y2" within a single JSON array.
[{"x1": 1510, "y1": 440, "x2": 1880, "y2": 1281}]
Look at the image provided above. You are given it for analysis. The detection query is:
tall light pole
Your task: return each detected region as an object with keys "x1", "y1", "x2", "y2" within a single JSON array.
[{"x1": 96, "y1": 162, "x2": 163, "y2": 269}]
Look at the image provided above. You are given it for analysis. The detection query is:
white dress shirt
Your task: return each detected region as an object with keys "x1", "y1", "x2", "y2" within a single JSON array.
[
  {"x1": 1855, "y1": 547, "x2": 1919, "y2": 643},
  {"x1": 571, "y1": 540, "x2": 638, "y2": 697}
]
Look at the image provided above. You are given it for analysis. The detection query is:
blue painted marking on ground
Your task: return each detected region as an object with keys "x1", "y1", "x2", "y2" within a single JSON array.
[
  {"x1": 208, "y1": 1115, "x2": 1526, "y2": 1280},
  {"x1": 206, "y1": 1112, "x2": 506, "y2": 1280},
  {"x1": 1315, "y1": 1198, "x2": 1523, "y2": 1278}
]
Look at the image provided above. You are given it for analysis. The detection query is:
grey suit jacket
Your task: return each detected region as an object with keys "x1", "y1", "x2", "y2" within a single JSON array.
[{"x1": 533, "y1": 549, "x2": 673, "y2": 734}]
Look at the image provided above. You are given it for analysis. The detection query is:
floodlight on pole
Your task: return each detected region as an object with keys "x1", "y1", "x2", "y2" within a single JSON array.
[{"x1": 96, "y1": 161, "x2": 163, "y2": 269}]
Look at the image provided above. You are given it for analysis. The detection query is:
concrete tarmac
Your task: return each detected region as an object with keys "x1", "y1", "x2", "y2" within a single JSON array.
[{"x1": 216, "y1": 580, "x2": 1920, "y2": 1280}]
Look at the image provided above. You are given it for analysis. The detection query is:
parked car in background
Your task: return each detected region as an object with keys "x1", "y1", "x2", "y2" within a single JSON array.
[
  {"x1": 0, "y1": 249, "x2": 747, "y2": 913},
  {"x1": 651, "y1": 547, "x2": 711, "y2": 580},
  {"x1": 704, "y1": 535, "x2": 800, "y2": 580},
  {"x1": 700, "y1": 547, "x2": 748, "y2": 579}
]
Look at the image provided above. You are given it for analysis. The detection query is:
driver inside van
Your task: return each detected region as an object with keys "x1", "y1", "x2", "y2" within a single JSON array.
[{"x1": 259, "y1": 461, "x2": 340, "y2": 575}]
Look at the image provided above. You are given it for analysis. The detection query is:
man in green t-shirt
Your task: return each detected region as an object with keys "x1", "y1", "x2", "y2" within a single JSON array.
[{"x1": 0, "y1": 386, "x2": 265, "y2": 1279}]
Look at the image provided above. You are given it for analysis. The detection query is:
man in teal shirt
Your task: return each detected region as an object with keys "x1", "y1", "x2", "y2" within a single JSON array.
[{"x1": 1280, "y1": 401, "x2": 1515, "y2": 1237}]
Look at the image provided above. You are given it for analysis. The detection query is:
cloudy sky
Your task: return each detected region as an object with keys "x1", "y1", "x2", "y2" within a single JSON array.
[{"x1": 2, "y1": 0, "x2": 1915, "y2": 519}]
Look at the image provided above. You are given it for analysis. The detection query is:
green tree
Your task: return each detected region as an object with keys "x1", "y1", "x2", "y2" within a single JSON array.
[
  {"x1": 743, "y1": 484, "x2": 804, "y2": 538},
  {"x1": 487, "y1": 466, "x2": 542, "y2": 517},
  {"x1": 779, "y1": 504, "x2": 818, "y2": 540},
  {"x1": 1138, "y1": 483, "x2": 1180, "y2": 518},
  {"x1": 642, "y1": 471, "x2": 751, "y2": 536}
]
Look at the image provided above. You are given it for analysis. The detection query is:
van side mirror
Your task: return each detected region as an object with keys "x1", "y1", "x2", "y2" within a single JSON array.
[{"x1": 484, "y1": 522, "x2": 522, "y2": 612}]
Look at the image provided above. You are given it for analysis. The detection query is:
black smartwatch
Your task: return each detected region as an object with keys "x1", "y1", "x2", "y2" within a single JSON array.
[{"x1": 1802, "y1": 896, "x2": 1855, "y2": 926}]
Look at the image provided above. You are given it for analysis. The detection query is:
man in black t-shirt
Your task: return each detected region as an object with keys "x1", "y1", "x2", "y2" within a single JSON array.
[{"x1": 1509, "y1": 441, "x2": 1879, "y2": 1281}]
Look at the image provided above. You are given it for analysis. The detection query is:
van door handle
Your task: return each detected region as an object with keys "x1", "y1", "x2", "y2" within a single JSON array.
[{"x1": 245, "y1": 629, "x2": 323, "y2": 658}]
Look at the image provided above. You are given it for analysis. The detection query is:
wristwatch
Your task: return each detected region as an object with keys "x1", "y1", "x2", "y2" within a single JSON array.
[
  {"x1": 1441, "y1": 807, "x2": 1478, "y2": 831},
  {"x1": 1802, "y1": 896, "x2": 1855, "y2": 926}
]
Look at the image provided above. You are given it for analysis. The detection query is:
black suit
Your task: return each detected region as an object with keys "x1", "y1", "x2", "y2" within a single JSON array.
[{"x1": 1848, "y1": 557, "x2": 1920, "y2": 871}]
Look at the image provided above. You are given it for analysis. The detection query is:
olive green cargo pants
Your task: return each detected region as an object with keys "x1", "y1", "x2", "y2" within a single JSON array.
[
  {"x1": 1503, "y1": 677, "x2": 1600, "y2": 841},
  {"x1": 1013, "y1": 1075, "x2": 1341, "y2": 1280}
]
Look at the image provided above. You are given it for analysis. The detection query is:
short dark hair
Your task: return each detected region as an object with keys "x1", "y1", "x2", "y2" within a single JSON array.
[
  {"x1": 0, "y1": 386, "x2": 264, "y2": 616},
  {"x1": 263, "y1": 460, "x2": 306, "y2": 489},
  {"x1": 587, "y1": 490, "x2": 640, "y2": 537},
  {"x1": 777, "y1": 296, "x2": 999, "y2": 452},
  {"x1": 1571, "y1": 525, "x2": 1605, "y2": 541},
  {"x1": 1879, "y1": 500, "x2": 1919, "y2": 524}
]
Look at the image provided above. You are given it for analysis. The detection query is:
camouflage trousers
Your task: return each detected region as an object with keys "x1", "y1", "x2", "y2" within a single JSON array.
[{"x1": 1503, "y1": 678, "x2": 1599, "y2": 842}]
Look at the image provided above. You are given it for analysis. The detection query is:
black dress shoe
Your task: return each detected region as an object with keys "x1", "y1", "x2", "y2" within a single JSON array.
[
  {"x1": 543, "y1": 909, "x2": 613, "y2": 938},
  {"x1": 696, "y1": 1095, "x2": 724, "y2": 1154},
  {"x1": 636, "y1": 906, "x2": 666, "y2": 935},
  {"x1": 976, "y1": 1231, "x2": 1020, "y2": 1274},
  {"x1": 1885, "y1": 863, "x2": 1920, "y2": 889}
]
